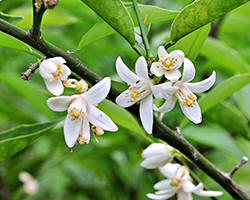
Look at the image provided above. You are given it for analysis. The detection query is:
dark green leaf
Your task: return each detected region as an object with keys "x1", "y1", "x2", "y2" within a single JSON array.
[
  {"x1": 0, "y1": 119, "x2": 62, "y2": 163},
  {"x1": 170, "y1": 0, "x2": 249, "y2": 43}
]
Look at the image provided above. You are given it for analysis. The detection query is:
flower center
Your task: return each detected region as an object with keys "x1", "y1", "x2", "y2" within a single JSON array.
[
  {"x1": 51, "y1": 64, "x2": 63, "y2": 80},
  {"x1": 75, "y1": 133, "x2": 89, "y2": 145},
  {"x1": 175, "y1": 85, "x2": 197, "y2": 108},
  {"x1": 170, "y1": 177, "x2": 181, "y2": 186},
  {"x1": 125, "y1": 80, "x2": 150, "y2": 103},
  {"x1": 68, "y1": 107, "x2": 86, "y2": 121},
  {"x1": 159, "y1": 56, "x2": 177, "y2": 70}
]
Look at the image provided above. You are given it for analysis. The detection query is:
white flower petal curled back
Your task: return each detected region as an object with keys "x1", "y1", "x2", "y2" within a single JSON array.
[
  {"x1": 152, "y1": 58, "x2": 216, "y2": 124},
  {"x1": 150, "y1": 46, "x2": 184, "y2": 81},
  {"x1": 47, "y1": 77, "x2": 118, "y2": 148},
  {"x1": 140, "y1": 143, "x2": 175, "y2": 169},
  {"x1": 115, "y1": 56, "x2": 155, "y2": 134},
  {"x1": 147, "y1": 164, "x2": 223, "y2": 200},
  {"x1": 39, "y1": 57, "x2": 71, "y2": 96}
]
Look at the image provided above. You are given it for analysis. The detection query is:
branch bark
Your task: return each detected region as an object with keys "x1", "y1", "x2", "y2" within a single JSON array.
[{"x1": 0, "y1": 19, "x2": 249, "y2": 200}]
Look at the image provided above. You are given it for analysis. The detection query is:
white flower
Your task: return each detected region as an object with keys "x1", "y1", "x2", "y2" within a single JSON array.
[
  {"x1": 152, "y1": 58, "x2": 216, "y2": 124},
  {"x1": 39, "y1": 57, "x2": 71, "y2": 96},
  {"x1": 18, "y1": 172, "x2": 39, "y2": 195},
  {"x1": 134, "y1": 27, "x2": 145, "y2": 51},
  {"x1": 115, "y1": 56, "x2": 154, "y2": 134},
  {"x1": 147, "y1": 163, "x2": 223, "y2": 200},
  {"x1": 46, "y1": 77, "x2": 118, "y2": 147},
  {"x1": 140, "y1": 143, "x2": 175, "y2": 169},
  {"x1": 150, "y1": 46, "x2": 184, "y2": 81}
]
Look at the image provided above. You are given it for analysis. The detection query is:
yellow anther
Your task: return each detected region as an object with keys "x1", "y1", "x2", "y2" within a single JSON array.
[
  {"x1": 130, "y1": 91, "x2": 141, "y2": 99},
  {"x1": 186, "y1": 99, "x2": 194, "y2": 107}
]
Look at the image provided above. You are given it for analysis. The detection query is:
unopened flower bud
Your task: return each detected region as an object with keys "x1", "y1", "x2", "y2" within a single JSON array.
[
  {"x1": 18, "y1": 172, "x2": 39, "y2": 195},
  {"x1": 43, "y1": 0, "x2": 59, "y2": 9}
]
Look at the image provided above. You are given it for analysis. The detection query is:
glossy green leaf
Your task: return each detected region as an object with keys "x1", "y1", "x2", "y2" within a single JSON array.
[
  {"x1": 204, "y1": 101, "x2": 250, "y2": 139},
  {"x1": 168, "y1": 24, "x2": 211, "y2": 62},
  {"x1": 77, "y1": 5, "x2": 178, "y2": 49},
  {"x1": 180, "y1": 73, "x2": 250, "y2": 128},
  {"x1": 200, "y1": 37, "x2": 250, "y2": 73},
  {"x1": 81, "y1": 0, "x2": 135, "y2": 45},
  {"x1": 170, "y1": 0, "x2": 249, "y2": 43},
  {"x1": 0, "y1": 11, "x2": 23, "y2": 24},
  {"x1": 98, "y1": 99, "x2": 145, "y2": 136},
  {"x1": 0, "y1": 119, "x2": 61, "y2": 163},
  {"x1": 182, "y1": 124, "x2": 244, "y2": 158}
]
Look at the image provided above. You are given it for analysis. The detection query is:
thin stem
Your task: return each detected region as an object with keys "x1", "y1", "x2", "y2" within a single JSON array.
[
  {"x1": 132, "y1": 0, "x2": 153, "y2": 58},
  {"x1": 229, "y1": 156, "x2": 249, "y2": 178},
  {"x1": 0, "y1": 19, "x2": 250, "y2": 200}
]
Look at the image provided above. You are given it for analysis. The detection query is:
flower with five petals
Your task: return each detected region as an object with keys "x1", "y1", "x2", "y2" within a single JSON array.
[
  {"x1": 46, "y1": 77, "x2": 118, "y2": 147},
  {"x1": 152, "y1": 58, "x2": 216, "y2": 124},
  {"x1": 39, "y1": 57, "x2": 71, "y2": 96},
  {"x1": 115, "y1": 56, "x2": 154, "y2": 134},
  {"x1": 150, "y1": 46, "x2": 184, "y2": 81},
  {"x1": 147, "y1": 163, "x2": 223, "y2": 200}
]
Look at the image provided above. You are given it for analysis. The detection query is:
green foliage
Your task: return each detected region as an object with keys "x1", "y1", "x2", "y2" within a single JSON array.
[
  {"x1": 170, "y1": 0, "x2": 250, "y2": 43},
  {"x1": 0, "y1": 118, "x2": 61, "y2": 163},
  {"x1": 0, "y1": 11, "x2": 23, "y2": 24}
]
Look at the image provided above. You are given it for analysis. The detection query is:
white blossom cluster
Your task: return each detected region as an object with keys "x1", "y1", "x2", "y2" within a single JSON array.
[
  {"x1": 115, "y1": 46, "x2": 216, "y2": 134},
  {"x1": 39, "y1": 57, "x2": 118, "y2": 148},
  {"x1": 140, "y1": 143, "x2": 223, "y2": 200}
]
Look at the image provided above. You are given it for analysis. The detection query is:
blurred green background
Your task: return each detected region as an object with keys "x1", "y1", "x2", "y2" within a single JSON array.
[{"x1": 0, "y1": 0, "x2": 250, "y2": 199}]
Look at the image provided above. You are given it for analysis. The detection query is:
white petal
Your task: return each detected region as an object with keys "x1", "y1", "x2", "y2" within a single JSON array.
[
  {"x1": 194, "y1": 189, "x2": 223, "y2": 197},
  {"x1": 47, "y1": 95, "x2": 77, "y2": 111},
  {"x1": 51, "y1": 56, "x2": 66, "y2": 64},
  {"x1": 181, "y1": 58, "x2": 195, "y2": 83},
  {"x1": 116, "y1": 56, "x2": 139, "y2": 83},
  {"x1": 39, "y1": 59, "x2": 57, "y2": 74},
  {"x1": 87, "y1": 103, "x2": 118, "y2": 131},
  {"x1": 44, "y1": 79, "x2": 64, "y2": 96},
  {"x1": 82, "y1": 77, "x2": 111, "y2": 105},
  {"x1": 115, "y1": 90, "x2": 137, "y2": 108},
  {"x1": 135, "y1": 56, "x2": 149, "y2": 80},
  {"x1": 177, "y1": 189, "x2": 192, "y2": 200},
  {"x1": 80, "y1": 117, "x2": 90, "y2": 144},
  {"x1": 140, "y1": 94, "x2": 153, "y2": 134},
  {"x1": 154, "y1": 95, "x2": 176, "y2": 113},
  {"x1": 185, "y1": 71, "x2": 216, "y2": 93},
  {"x1": 159, "y1": 163, "x2": 181, "y2": 178},
  {"x1": 164, "y1": 69, "x2": 181, "y2": 82},
  {"x1": 150, "y1": 62, "x2": 166, "y2": 77},
  {"x1": 64, "y1": 116, "x2": 82, "y2": 148},
  {"x1": 39, "y1": 68, "x2": 54, "y2": 81},
  {"x1": 141, "y1": 143, "x2": 167, "y2": 158},
  {"x1": 182, "y1": 181, "x2": 202, "y2": 193},
  {"x1": 147, "y1": 192, "x2": 175, "y2": 200},
  {"x1": 140, "y1": 155, "x2": 169, "y2": 169},
  {"x1": 158, "y1": 46, "x2": 168, "y2": 58},
  {"x1": 169, "y1": 50, "x2": 184, "y2": 69},
  {"x1": 154, "y1": 179, "x2": 173, "y2": 190},
  {"x1": 60, "y1": 64, "x2": 71, "y2": 80},
  {"x1": 179, "y1": 102, "x2": 201, "y2": 124}
]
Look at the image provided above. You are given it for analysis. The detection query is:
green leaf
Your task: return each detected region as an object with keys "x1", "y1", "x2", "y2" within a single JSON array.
[
  {"x1": 0, "y1": 11, "x2": 23, "y2": 24},
  {"x1": 170, "y1": 0, "x2": 249, "y2": 43},
  {"x1": 98, "y1": 99, "x2": 145, "y2": 136},
  {"x1": 0, "y1": 119, "x2": 61, "y2": 163},
  {"x1": 80, "y1": 0, "x2": 135, "y2": 46},
  {"x1": 182, "y1": 124, "x2": 244, "y2": 158},
  {"x1": 199, "y1": 37, "x2": 250, "y2": 73},
  {"x1": 77, "y1": 5, "x2": 178, "y2": 49},
  {"x1": 168, "y1": 23, "x2": 211, "y2": 61},
  {"x1": 204, "y1": 101, "x2": 250, "y2": 139},
  {"x1": 180, "y1": 73, "x2": 250, "y2": 128}
]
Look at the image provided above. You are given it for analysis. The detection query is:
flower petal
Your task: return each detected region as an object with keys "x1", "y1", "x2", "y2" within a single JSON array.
[
  {"x1": 152, "y1": 82, "x2": 177, "y2": 99},
  {"x1": 39, "y1": 59, "x2": 57, "y2": 74},
  {"x1": 47, "y1": 95, "x2": 77, "y2": 111},
  {"x1": 51, "y1": 56, "x2": 66, "y2": 64},
  {"x1": 147, "y1": 192, "x2": 175, "y2": 200},
  {"x1": 45, "y1": 79, "x2": 64, "y2": 96},
  {"x1": 154, "y1": 95, "x2": 176, "y2": 113},
  {"x1": 140, "y1": 155, "x2": 169, "y2": 169},
  {"x1": 181, "y1": 58, "x2": 195, "y2": 83},
  {"x1": 140, "y1": 94, "x2": 153, "y2": 134},
  {"x1": 82, "y1": 77, "x2": 111, "y2": 105},
  {"x1": 185, "y1": 71, "x2": 216, "y2": 93},
  {"x1": 177, "y1": 189, "x2": 192, "y2": 200},
  {"x1": 158, "y1": 46, "x2": 168, "y2": 58},
  {"x1": 164, "y1": 69, "x2": 181, "y2": 82},
  {"x1": 87, "y1": 103, "x2": 118, "y2": 131},
  {"x1": 141, "y1": 143, "x2": 167, "y2": 158},
  {"x1": 135, "y1": 56, "x2": 148, "y2": 80},
  {"x1": 60, "y1": 64, "x2": 71, "y2": 80},
  {"x1": 115, "y1": 90, "x2": 137, "y2": 108},
  {"x1": 179, "y1": 102, "x2": 202, "y2": 124},
  {"x1": 80, "y1": 117, "x2": 90, "y2": 144},
  {"x1": 194, "y1": 188, "x2": 223, "y2": 197},
  {"x1": 159, "y1": 163, "x2": 181, "y2": 178},
  {"x1": 182, "y1": 181, "x2": 203, "y2": 193},
  {"x1": 169, "y1": 50, "x2": 184, "y2": 69},
  {"x1": 150, "y1": 62, "x2": 166, "y2": 77},
  {"x1": 64, "y1": 116, "x2": 82, "y2": 148},
  {"x1": 154, "y1": 179, "x2": 173, "y2": 190},
  {"x1": 116, "y1": 56, "x2": 139, "y2": 83}
]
